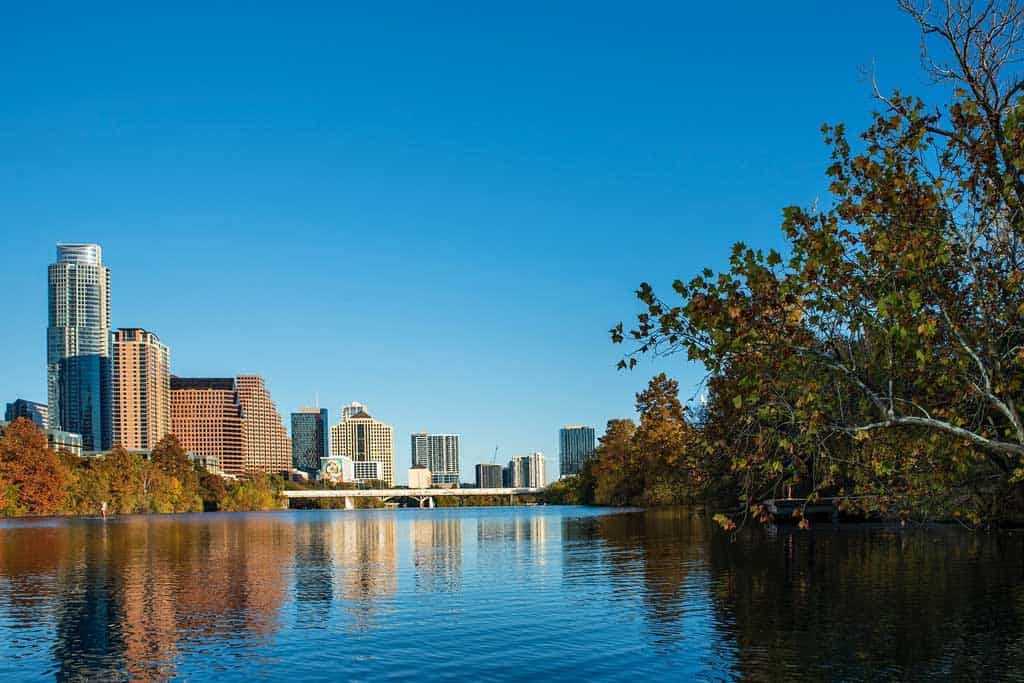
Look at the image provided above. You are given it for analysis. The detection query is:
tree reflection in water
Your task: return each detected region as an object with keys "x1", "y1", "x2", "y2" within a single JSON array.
[
  {"x1": 0, "y1": 509, "x2": 1021, "y2": 680},
  {"x1": 571, "y1": 508, "x2": 1024, "y2": 681}
]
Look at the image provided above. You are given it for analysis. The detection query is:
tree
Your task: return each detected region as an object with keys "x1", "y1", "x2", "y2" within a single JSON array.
[
  {"x1": 150, "y1": 434, "x2": 202, "y2": 512},
  {"x1": 199, "y1": 472, "x2": 229, "y2": 511},
  {"x1": 100, "y1": 447, "x2": 144, "y2": 514},
  {"x1": 589, "y1": 419, "x2": 640, "y2": 506},
  {"x1": 615, "y1": 0, "x2": 1024, "y2": 525},
  {"x1": 0, "y1": 418, "x2": 69, "y2": 515},
  {"x1": 221, "y1": 474, "x2": 284, "y2": 512},
  {"x1": 633, "y1": 374, "x2": 699, "y2": 504}
]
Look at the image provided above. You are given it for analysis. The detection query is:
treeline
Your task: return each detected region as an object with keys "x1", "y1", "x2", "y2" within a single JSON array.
[
  {"x1": 0, "y1": 418, "x2": 284, "y2": 516},
  {"x1": 601, "y1": 2, "x2": 1024, "y2": 528},
  {"x1": 545, "y1": 374, "x2": 735, "y2": 509}
]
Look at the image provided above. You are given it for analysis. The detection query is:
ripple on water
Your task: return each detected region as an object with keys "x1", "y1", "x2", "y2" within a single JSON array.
[{"x1": 0, "y1": 508, "x2": 1022, "y2": 680}]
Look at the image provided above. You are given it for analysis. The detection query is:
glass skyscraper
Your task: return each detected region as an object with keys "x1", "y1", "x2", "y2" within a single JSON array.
[
  {"x1": 4, "y1": 399, "x2": 49, "y2": 429},
  {"x1": 47, "y1": 243, "x2": 111, "y2": 451},
  {"x1": 559, "y1": 425, "x2": 596, "y2": 477},
  {"x1": 291, "y1": 407, "x2": 329, "y2": 476}
]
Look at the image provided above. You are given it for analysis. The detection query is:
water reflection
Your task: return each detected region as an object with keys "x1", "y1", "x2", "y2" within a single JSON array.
[
  {"x1": 0, "y1": 509, "x2": 1022, "y2": 680},
  {"x1": 411, "y1": 518, "x2": 462, "y2": 594}
]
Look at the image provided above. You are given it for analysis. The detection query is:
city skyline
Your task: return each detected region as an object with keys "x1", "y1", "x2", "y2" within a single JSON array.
[
  {"x1": 14, "y1": 240, "x2": 595, "y2": 484},
  {"x1": 0, "y1": 3, "x2": 929, "y2": 484}
]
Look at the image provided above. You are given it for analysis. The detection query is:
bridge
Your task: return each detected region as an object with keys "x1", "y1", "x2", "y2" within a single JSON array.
[{"x1": 282, "y1": 487, "x2": 544, "y2": 508}]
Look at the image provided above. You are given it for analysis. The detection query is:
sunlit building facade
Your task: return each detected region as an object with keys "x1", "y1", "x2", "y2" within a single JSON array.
[
  {"x1": 47, "y1": 243, "x2": 111, "y2": 451},
  {"x1": 508, "y1": 452, "x2": 546, "y2": 488},
  {"x1": 410, "y1": 432, "x2": 461, "y2": 486},
  {"x1": 112, "y1": 328, "x2": 171, "y2": 450},
  {"x1": 170, "y1": 377, "x2": 245, "y2": 477},
  {"x1": 171, "y1": 375, "x2": 289, "y2": 477},
  {"x1": 236, "y1": 375, "x2": 291, "y2": 476},
  {"x1": 330, "y1": 403, "x2": 394, "y2": 486}
]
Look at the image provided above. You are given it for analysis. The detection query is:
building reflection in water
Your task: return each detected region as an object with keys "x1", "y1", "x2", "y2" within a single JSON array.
[
  {"x1": 294, "y1": 521, "x2": 334, "y2": 625},
  {"x1": 411, "y1": 516, "x2": 462, "y2": 594},
  {"x1": 324, "y1": 514, "x2": 397, "y2": 632},
  {"x1": 0, "y1": 515, "x2": 296, "y2": 681},
  {"x1": 476, "y1": 513, "x2": 549, "y2": 554}
]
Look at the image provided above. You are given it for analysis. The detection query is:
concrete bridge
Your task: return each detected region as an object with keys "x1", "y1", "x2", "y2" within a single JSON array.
[{"x1": 282, "y1": 487, "x2": 544, "y2": 509}]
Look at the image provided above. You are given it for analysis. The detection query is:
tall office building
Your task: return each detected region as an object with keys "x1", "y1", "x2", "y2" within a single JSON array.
[
  {"x1": 111, "y1": 328, "x2": 171, "y2": 450},
  {"x1": 410, "y1": 433, "x2": 461, "y2": 486},
  {"x1": 170, "y1": 377, "x2": 245, "y2": 477},
  {"x1": 236, "y1": 376, "x2": 291, "y2": 475},
  {"x1": 292, "y1": 407, "x2": 329, "y2": 476},
  {"x1": 330, "y1": 403, "x2": 394, "y2": 486},
  {"x1": 171, "y1": 375, "x2": 290, "y2": 477},
  {"x1": 559, "y1": 425, "x2": 596, "y2": 477},
  {"x1": 4, "y1": 399, "x2": 48, "y2": 429},
  {"x1": 47, "y1": 243, "x2": 111, "y2": 451},
  {"x1": 508, "y1": 452, "x2": 546, "y2": 488},
  {"x1": 475, "y1": 463, "x2": 503, "y2": 488}
]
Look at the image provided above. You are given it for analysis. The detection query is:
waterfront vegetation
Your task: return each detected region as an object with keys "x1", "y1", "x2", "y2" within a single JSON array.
[
  {"x1": 0, "y1": 418, "x2": 285, "y2": 516},
  {"x1": 594, "y1": 1, "x2": 1024, "y2": 528}
]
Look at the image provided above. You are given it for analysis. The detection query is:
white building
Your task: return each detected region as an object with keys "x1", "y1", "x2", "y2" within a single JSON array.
[
  {"x1": 508, "y1": 452, "x2": 546, "y2": 488},
  {"x1": 408, "y1": 465, "x2": 432, "y2": 488},
  {"x1": 410, "y1": 432, "x2": 460, "y2": 486},
  {"x1": 330, "y1": 403, "x2": 395, "y2": 486}
]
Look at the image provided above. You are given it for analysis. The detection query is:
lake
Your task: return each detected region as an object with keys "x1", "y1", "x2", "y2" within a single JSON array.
[{"x1": 0, "y1": 506, "x2": 1022, "y2": 681}]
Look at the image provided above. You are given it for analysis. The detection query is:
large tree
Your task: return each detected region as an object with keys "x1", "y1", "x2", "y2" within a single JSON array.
[
  {"x1": 0, "y1": 418, "x2": 69, "y2": 515},
  {"x1": 615, "y1": 0, "x2": 1024, "y2": 524}
]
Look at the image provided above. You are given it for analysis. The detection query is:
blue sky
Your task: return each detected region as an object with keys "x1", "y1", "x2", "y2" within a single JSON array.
[{"x1": 1, "y1": 2, "x2": 929, "y2": 483}]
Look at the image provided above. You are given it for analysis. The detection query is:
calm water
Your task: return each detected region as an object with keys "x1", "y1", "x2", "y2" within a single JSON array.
[{"x1": 1, "y1": 507, "x2": 1023, "y2": 681}]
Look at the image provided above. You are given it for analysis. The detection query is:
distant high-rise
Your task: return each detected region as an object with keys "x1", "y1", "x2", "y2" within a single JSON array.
[
  {"x1": 4, "y1": 399, "x2": 48, "y2": 429},
  {"x1": 170, "y1": 375, "x2": 290, "y2": 477},
  {"x1": 47, "y1": 243, "x2": 111, "y2": 451},
  {"x1": 170, "y1": 377, "x2": 245, "y2": 476},
  {"x1": 111, "y1": 328, "x2": 171, "y2": 450},
  {"x1": 559, "y1": 425, "x2": 596, "y2": 477},
  {"x1": 475, "y1": 463, "x2": 503, "y2": 488},
  {"x1": 236, "y1": 375, "x2": 291, "y2": 475},
  {"x1": 410, "y1": 433, "x2": 461, "y2": 486},
  {"x1": 508, "y1": 452, "x2": 546, "y2": 488},
  {"x1": 330, "y1": 403, "x2": 394, "y2": 486},
  {"x1": 292, "y1": 407, "x2": 329, "y2": 476}
]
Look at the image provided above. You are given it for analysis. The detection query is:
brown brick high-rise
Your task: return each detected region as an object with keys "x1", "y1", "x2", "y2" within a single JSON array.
[
  {"x1": 170, "y1": 375, "x2": 290, "y2": 478},
  {"x1": 236, "y1": 375, "x2": 291, "y2": 476}
]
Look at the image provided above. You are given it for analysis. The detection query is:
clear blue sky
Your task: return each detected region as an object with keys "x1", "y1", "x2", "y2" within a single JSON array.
[{"x1": 1, "y1": 2, "x2": 929, "y2": 483}]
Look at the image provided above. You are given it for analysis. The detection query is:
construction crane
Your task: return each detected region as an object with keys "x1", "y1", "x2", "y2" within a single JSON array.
[{"x1": 491, "y1": 445, "x2": 500, "y2": 464}]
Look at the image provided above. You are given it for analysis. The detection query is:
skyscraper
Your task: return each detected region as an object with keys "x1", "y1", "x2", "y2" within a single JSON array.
[
  {"x1": 170, "y1": 377, "x2": 245, "y2": 476},
  {"x1": 236, "y1": 375, "x2": 292, "y2": 476},
  {"x1": 475, "y1": 463, "x2": 503, "y2": 488},
  {"x1": 4, "y1": 399, "x2": 48, "y2": 429},
  {"x1": 111, "y1": 328, "x2": 171, "y2": 450},
  {"x1": 559, "y1": 425, "x2": 596, "y2": 477},
  {"x1": 330, "y1": 403, "x2": 394, "y2": 486},
  {"x1": 508, "y1": 452, "x2": 546, "y2": 488},
  {"x1": 292, "y1": 407, "x2": 329, "y2": 476},
  {"x1": 410, "y1": 433, "x2": 461, "y2": 486},
  {"x1": 170, "y1": 375, "x2": 290, "y2": 477},
  {"x1": 47, "y1": 243, "x2": 111, "y2": 451}
]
